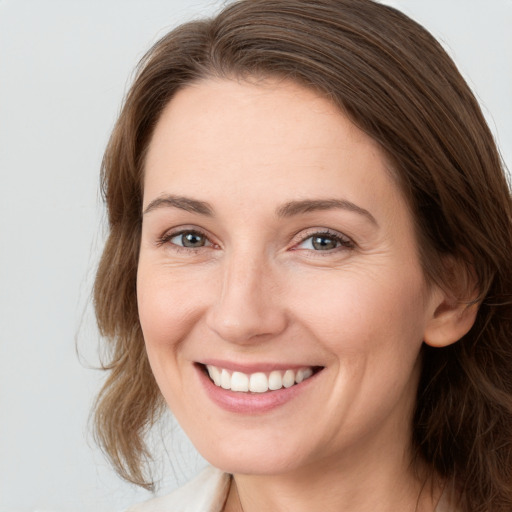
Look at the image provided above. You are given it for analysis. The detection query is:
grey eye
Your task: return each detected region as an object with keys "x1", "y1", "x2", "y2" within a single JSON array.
[
  {"x1": 171, "y1": 231, "x2": 209, "y2": 248},
  {"x1": 296, "y1": 231, "x2": 353, "y2": 252},
  {"x1": 311, "y1": 235, "x2": 339, "y2": 250}
]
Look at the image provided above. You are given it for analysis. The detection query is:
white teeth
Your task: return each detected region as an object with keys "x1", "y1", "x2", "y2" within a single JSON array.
[
  {"x1": 296, "y1": 367, "x2": 313, "y2": 383},
  {"x1": 268, "y1": 370, "x2": 283, "y2": 390},
  {"x1": 249, "y1": 372, "x2": 268, "y2": 393},
  {"x1": 209, "y1": 366, "x2": 221, "y2": 386},
  {"x1": 206, "y1": 365, "x2": 316, "y2": 393},
  {"x1": 282, "y1": 369, "x2": 295, "y2": 388},
  {"x1": 220, "y1": 369, "x2": 231, "y2": 389},
  {"x1": 302, "y1": 367, "x2": 313, "y2": 380},
  {"x1": 231, "y1": 371, "x2": 249, "y2": 392}
]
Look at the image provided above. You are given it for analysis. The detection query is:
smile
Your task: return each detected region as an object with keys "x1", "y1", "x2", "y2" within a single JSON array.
[
  {"x1": 205, "y1": 365, "x2": 317, "y2": 393},
  {"x1": 196, "y1": 362, "x2": 324, "y2": 413}
]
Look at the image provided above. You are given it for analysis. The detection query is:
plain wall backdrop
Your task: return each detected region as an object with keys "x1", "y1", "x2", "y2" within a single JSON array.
[{"x1": 0, "y1": 1, "x2": 510, "y2": 511}]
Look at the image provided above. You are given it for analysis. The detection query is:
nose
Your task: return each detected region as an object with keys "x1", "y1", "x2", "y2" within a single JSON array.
[{"x1": 205, "y1": 251, "x2": 288, "y2": 344}]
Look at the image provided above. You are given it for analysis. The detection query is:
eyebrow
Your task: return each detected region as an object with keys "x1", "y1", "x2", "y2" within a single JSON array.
[
  {"x1": 143, "y1": 195, "x2": 214, "y2": 216},
  {"x1": 143, "y1": 194, "x2": 377, "y2": 225},
  {"x1": 276, "y1": 199, "x2": 377, "y2": 225}
]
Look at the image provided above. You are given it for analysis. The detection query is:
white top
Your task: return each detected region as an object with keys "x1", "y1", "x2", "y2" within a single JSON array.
[
  {"x1": 126, "y1": 467, "x2": 230, "y2": 512},
  {"x1": 126, "y1": 466, "x2": 456, "y2": 512}
]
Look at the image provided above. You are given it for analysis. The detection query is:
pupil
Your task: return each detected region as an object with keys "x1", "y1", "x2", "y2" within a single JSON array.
[
  {"x1": 183, "y1": 233, "x2": 204, "y2": 247},
  {"x1": 312, "y1": 236, "x2": 337, "y2": 250}
]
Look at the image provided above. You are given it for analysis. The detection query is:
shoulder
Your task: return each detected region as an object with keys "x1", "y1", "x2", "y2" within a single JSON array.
[{"x1": 125, "y1": 466, "x2": 230, "y2": 512}]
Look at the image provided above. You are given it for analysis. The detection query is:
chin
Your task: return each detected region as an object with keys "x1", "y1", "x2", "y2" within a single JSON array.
[
  {"x1": 205, "y1": 451, "x2": 303, "y2": 476},
  {"x1": 192, "y1": 430, "x2": 311, "y2": 476}
]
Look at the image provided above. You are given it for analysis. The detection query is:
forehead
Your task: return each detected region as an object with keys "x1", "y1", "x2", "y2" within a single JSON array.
[
  {"x1": 148, "y1": 78, "x2": 376, "y2": 147},
  {"x1": 143, "y1": 78, "x2": 405, "y2": 224},
  {"x1": 148, "y1": 79, "x2": 380, "y2": 174}
]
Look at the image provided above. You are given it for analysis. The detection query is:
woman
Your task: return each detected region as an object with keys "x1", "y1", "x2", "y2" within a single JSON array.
[{"x1": 93, "y1": 1, "x2": 512, "y2": 511}]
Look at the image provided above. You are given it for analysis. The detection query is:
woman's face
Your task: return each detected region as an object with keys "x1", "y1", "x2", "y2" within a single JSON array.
[{"x1": 137, "y1": 78, "x2": 442, "y2": 476}]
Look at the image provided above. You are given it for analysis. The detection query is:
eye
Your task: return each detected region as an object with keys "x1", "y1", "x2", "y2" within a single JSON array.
[
  {"x1": 167, "y1": 230, "x2": 212, "y2": 249},
  {"x1": 296, "y1": 231, "x2": 354, "y2": 251}
]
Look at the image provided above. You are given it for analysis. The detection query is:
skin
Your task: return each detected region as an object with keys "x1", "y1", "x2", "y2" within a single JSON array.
[{"x1": 137, "y1": 78, "x2": 475, "y2": 512}]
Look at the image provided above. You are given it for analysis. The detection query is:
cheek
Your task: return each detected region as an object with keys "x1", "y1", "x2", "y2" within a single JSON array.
[
  {"x1": 136, "y1": 264, "x2": 208, "y2": 413},
  {"x1": 285, "y1": 263, "x2": 429, "y2": 414},
  {"x1": 136, "y1": 264, "x2": 206, "y2": 352},
  {"x1": 289, "y1": 266, "x2": 428, "y2": 345}
]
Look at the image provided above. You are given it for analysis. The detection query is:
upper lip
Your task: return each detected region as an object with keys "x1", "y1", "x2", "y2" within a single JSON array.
[{"x1": 197, "y1": 359, "x2": 323, "y2": 374}]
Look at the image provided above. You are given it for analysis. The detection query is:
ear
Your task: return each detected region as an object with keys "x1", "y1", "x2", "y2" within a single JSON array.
[{"x1": 423, "y1": 260, "x2": 480, "y2": 348}]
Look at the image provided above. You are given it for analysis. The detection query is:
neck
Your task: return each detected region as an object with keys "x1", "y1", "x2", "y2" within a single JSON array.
[{"x1": 224, "y1": 432, "x2": 441, "y2": 512}]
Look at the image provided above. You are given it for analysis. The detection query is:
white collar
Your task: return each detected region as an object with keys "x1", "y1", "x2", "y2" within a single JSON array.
[{"x1": 126, "y1": 466, "x2": 230, "y2": 512}]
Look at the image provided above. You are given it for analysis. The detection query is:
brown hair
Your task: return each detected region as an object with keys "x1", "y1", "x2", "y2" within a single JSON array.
[{"x1": 93, "y1": 0, "x2": 512, "y2": 509}]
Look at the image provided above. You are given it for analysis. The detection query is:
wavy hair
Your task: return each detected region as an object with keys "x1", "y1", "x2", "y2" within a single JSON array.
[{"x1": 93, "y1": 1, "x2": 512, "y2": 509}]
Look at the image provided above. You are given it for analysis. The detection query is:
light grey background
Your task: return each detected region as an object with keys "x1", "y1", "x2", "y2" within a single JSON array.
[{"x1": 0, "y1": 1, "x2": 510, "y2": 511}]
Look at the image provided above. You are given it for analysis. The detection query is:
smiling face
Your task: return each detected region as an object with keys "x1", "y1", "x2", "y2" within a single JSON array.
[{"x1": 137, "y1": 78, "x2": 442, "y2": 477}]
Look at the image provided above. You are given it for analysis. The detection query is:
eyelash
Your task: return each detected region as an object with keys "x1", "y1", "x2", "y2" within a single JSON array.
[
  {"x1": 293, "y1": 229, "x2": 355, "y2": 253},
  {"x1": 156, "y1": 229, "x2": 213, "y2": 252},
  {"x1": 156, "y1": 228, "x2": 355, "y2": 254}
]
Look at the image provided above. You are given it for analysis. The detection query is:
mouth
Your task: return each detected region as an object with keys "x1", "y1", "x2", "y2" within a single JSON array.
[{"x1": 199, "y1": 363, "x2": 324, "y2": 393}]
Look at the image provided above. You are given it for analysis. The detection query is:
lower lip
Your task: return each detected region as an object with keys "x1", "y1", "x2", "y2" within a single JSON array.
[{"x1": 195, "y1": 364, "x2": 320, "y2": 414}]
